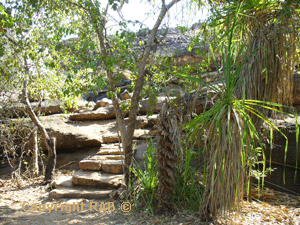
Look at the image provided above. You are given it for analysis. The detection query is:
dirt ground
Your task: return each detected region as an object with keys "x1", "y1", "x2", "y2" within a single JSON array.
[
  {"x1": 1, "y1": 173, "x2": 299, "y2": 225},
  {"x1": 1, "y1": 150, "x2": 300, "y2": 224},
  {"x1": 0, "y1": 173, "x2": 206, "y2": 225}
]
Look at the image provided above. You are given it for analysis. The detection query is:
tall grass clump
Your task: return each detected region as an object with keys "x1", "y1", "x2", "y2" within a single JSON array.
[
  {"x1": 128, "y1": 138, "x2": 158, "y2": 213},
  {"x1": 173, "y1": 142, "x2": 204, "y2": 212},
  {"x1": 176, "y1": 5, "x2": 297, "y2": 219}
]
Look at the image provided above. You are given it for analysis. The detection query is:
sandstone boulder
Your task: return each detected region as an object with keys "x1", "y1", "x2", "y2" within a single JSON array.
[
  {"x1": 72, "y1": 170, "x2": 124, "y2": 189},
  {"x1": 119, "y1": 90, "x2": 131, "y2": 100},
  {"x1": 101, "y1": 160, "x2": 124, "y2": 174},
  {"x1": 39, "y1": 114, "x2": 102, "y2": 150},
  {"x1": 70, "y1": 98, "x2": 164, "y2": 121},
  {"x1": 93, "y1": 98, "x2": 112, "y2": 110},
  {"x1": 1, "y1": 100, "x2": 63, "y2": 118},
  {"x1": 70, "y1": 105, "x2": 117, "y2": 121},
  {"x1": 49, "y1": 187, "x2": 112, "y2": 200},
  {"x1": 79, "y1": 160, "x2": 102, "y2": 171},
  {"x1": 39, "y1": 115, "x2": 152, "y2": 151},
  {"x1": 138, "y1": 96, "x2": 172, "y2": 114},
  {"x1": 133, "y1": 142, "x2": 148, "y2": 164}
]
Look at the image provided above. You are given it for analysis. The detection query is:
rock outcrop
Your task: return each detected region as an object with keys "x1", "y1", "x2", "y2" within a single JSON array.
[
  {"x1": 39, "y1": 114, "x2": 102, "y2": 150},
  {"x1": 132, "y1": 27, "x2": 220, "y2": 68},
  {"x1": 38, "y1": 114, "x2": 155, "y2": 151},
  {"x1": 70, "y1": 105, "x2": 117, "y2": 121}
]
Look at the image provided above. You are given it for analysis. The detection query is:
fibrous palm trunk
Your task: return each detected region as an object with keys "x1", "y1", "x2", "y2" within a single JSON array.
[{"x1": 156, "y1": 103, "x2": 181, "y2": 211}]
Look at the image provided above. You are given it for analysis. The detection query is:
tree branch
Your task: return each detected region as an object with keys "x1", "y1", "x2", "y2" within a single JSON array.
[
  {"x1": 66, "y1": 0, "x2": 89, "y2": 12},
  {"x1": 125, "y1": 0, "x2": 181, "y2": 141},
  {"x1": 87, "y1": 1, "x2": 127, "y2": 145},
  {"x1": 123, "y1": 0, "x2": 181, "y2": 185},
  {"x1": 4, "y1": 31, "x2": 56, "y2": 183}
]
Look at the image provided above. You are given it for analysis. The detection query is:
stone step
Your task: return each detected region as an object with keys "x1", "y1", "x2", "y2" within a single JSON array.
[
  {"x1": 101, "y1": 160, "x2": 124, "y2": 174},
  {"x1": 79, "y1": 155, "x2": 124, "y2": 171},
  {"x1": 79, "y1": 160, "x2": 102, "y2": 171},
  {"x1": 97, "y1": 149, "x2": 123, "y2": 155},
  {"x1": 52, "y1": 175, "x2": 74, "y2": 188},
  {"x1": 101, "y1": 143, "x2": 122, "y2": 149},
  {"x1": 49, "y1": 187, "x2": 112, "y2": 199},
  {"x1": 72, "y1": 170, "x2": 124, "y2": 189},
  {"x1": 90, "y1": 155, "x2": 124, "y2": 160}
]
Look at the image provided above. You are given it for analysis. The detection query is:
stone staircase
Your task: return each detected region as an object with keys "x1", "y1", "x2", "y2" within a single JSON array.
[{"x1": 49, "y1": 143, "x2": 125, "y2": 200}]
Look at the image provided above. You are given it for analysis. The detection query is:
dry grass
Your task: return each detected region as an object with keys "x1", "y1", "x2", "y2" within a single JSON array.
[
  {"x1": 201, "y1": 106, "x2": 248, "y2": 219},
  {"x1": 235, "y1": 10, "x2": 296, "y2": 126}
]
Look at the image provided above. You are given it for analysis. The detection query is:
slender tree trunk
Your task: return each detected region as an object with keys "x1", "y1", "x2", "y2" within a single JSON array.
[
  {"x1": 123, "y1": 0, "x2": 181, "y2": 186},
  {"x1": 44, "y1": 138, "x2": 56, "y2": 183},
  {"x1": 4, "y1": 32, "x2": 56, "y2": 183},
  {"x1": 22, "y1": 60, "x2": 56, "y2": 184},
  {"x1": 31, "y1": 128, "x2": 39, "y2": 177},
  {"x1": 87, "y1": 0, "x2": 181, "y2": 188}
]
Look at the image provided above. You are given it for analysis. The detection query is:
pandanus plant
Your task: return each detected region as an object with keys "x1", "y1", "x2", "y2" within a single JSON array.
[{"x1": 176, "y1": 4, "x2": 298, "y2": 218}]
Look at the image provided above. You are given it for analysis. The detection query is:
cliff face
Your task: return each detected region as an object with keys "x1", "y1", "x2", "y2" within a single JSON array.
[{"x1": 131, "y1": 26, "x2": 219, "y2": 68}]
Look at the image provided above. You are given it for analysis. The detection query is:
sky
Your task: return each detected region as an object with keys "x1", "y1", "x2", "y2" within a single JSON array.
[{"x1": 105, "y1": 0, "x2": 210, "y2": 32}]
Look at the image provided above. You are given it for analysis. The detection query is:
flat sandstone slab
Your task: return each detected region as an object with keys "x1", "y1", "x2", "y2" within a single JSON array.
[
  {"x1": 72, "y1": 170, "x2": 124, "y2": 189},
  {"x1": 52, "y1": 175, "x2": 74, "y2": 188},
  {"x1": 79, "y1": 160, "x2": 102, "y2": 171},
  {"x1": 49, "y1": 187, "x2": 112, "y2": 199},
  {"x1": 97, "y1": 149, "x2": 123, "y2": 155},
  {"x1": 102, "y1": 129, "x2": 149, "y2": 143},
  {"x1": 90, "y1": 155, "x2": 124, "y2": 160},
  {"x1": 101, "y1": 143, "x2": 122, "y2": 149},
  {"x1": 69, "y1": 105, "x2": 116, "y2": 121},
  {"x1": 101, "y1": 160, "x2": 124, "y2": 174}
]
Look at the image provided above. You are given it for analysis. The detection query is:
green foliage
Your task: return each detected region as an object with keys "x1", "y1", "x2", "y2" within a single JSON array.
[
  {"x1": 0, "y1": 1, "x2": 86, "y2": 108},
  {"x1": 128, "y1": 138, "x2": 158, "y2": 213},
  {"x1": 173, "y1": 142, "x2": 204, "y2": 212},
  {"x1": 205, "y1": 0, "x2": 300, "y2": 50}
]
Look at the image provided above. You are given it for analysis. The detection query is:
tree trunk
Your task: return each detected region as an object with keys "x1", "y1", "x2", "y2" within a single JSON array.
[
  {"x1": 4, "y1": 32, "x2": 57, "y2": 184},
  {"x1": 31, "y1": 128, "x2": 39, "y2": 177},
  {"x1": 44, "y1": 138, "x2": 56, "y2": 183},
  {"x1": 88, "y1": 0, "x2": 181, "y2": 188},
  {"x1": 22, "y1": 60, "x2": 56, "y2": 184},
  {"x1": 157, "y1": 103, "x2": 180, "y2": 211},
  {"x1": 123, "y1": 0, "x2": 181, "y2": 186}
]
